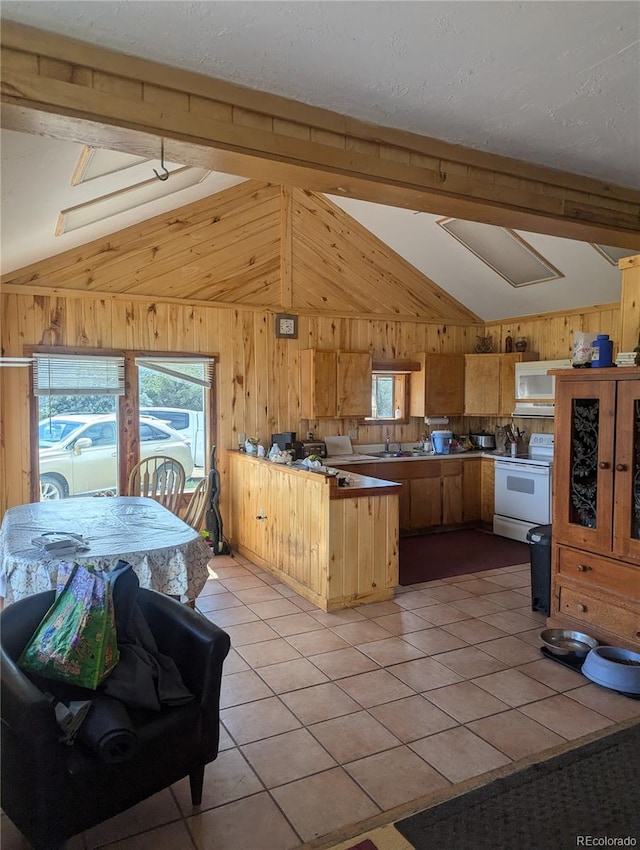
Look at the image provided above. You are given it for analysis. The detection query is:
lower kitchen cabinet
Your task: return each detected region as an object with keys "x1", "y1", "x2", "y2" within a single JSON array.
[
  {"x1": 480, "y1": 456, "x2": 495, "y2": 527},
  {"x1": 410, "y1": 474, "x2": 442, "y2": 528},
  {"x1": 339, "y1": 457, "x2": 481, "y2": 533}
]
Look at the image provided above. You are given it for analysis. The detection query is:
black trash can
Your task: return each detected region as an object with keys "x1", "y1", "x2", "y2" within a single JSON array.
[{"x1": 526, "y1": 524, "x2": 552, "y2": 615}]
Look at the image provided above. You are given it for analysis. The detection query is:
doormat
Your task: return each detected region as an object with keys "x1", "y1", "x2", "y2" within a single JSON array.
[
  {"x1": 399, "y1": 528, "x2": 529, "y2": 586},
  {"x1": 394, "y1": 721, "x2": 640, "y2": 849}
]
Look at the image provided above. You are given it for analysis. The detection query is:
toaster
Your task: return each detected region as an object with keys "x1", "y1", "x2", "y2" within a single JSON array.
[{"x1": 292, "y1": 440, "x2": 327, "y2": 459}]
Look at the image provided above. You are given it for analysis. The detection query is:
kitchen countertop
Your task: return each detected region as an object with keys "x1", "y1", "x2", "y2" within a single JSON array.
[
  {"x1": 228, "y1": 450, "x2": 402, "y2": 497},
  {"x1": 325, "y1": 450, "x2": 492, "y2": 464}
]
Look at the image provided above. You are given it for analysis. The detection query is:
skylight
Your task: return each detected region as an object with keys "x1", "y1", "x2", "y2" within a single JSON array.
[
  {"x1": 590, "y1": 244, "x2": 638, "y2": 266},
  {"x1": 56, "y1": 167, "x2": 209, "y2": 235},
  {"x1": 437, "y1": 218, "x2": 563, "y2": 288}
]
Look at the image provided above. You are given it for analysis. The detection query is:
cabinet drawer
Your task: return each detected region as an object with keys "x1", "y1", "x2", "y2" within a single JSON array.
[
  {"x1": 558, "y1": 585, "x2": 640, "y2": 644},
  {"x1": 557, "y1": 546, "x2": 639, "y2": 597}
]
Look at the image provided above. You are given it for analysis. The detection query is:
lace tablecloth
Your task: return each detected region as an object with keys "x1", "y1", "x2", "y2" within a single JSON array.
[{"x1": 0, "y1": 496, "x2": 211, "y2": 605}]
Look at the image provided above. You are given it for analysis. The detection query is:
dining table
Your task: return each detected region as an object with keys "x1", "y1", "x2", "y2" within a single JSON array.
[{"x1": 0, "y1": 496, "x2": 212, "y2": 606}]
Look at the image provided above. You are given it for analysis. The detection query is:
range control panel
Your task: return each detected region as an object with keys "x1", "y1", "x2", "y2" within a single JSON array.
[{"x1": 529, "y1": 433, "x2": 554, "y2": 449}]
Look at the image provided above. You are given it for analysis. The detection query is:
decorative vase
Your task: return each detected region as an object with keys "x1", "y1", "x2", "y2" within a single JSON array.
[
  {"x1": 515, "y1": 336, "x2": 527, "y2": 352},
  {"x1": 474, "y1": 335, "x2": 493, "y2": 353}
]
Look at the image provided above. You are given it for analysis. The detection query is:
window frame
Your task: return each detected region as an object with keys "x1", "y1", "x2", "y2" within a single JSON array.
[
  {"x1": 363, "y1": 371, "x2": 410, "y2": 425},
  {"x1": 28, "y1": 345, "x2": 218, "y2": 503}
]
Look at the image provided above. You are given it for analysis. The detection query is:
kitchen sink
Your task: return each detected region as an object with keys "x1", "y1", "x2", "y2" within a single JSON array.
[{"x1": 371, "y1": 450, "x2": 429, "y2": 458}]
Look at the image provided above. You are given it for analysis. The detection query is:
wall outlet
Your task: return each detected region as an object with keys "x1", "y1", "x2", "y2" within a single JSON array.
[{"x1": 348, "y1": 428, "x2": 358, "y2": 440}]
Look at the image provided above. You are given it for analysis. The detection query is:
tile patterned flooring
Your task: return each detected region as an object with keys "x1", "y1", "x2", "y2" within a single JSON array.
[{"x1": 3, "y1": 552, "x2": 639, "y2": 850}]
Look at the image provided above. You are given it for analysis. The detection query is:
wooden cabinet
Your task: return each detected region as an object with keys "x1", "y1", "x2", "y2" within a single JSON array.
[
  {"x1": 480, "y1": 456, "x2": 495, "y2": 527},
  {"x1": 228, "y1": 451, "x2": 400, "y2": 610},
  {"x1": 464, "y1": 353, "x2": 535, "y2": 416},
  {"x1": 549, "y1": 368, "x2": 640, "y2": 650},
  {"x1": 410, "y1": 354, "x2": 465, "y2": 416},
  {"x1": 338, "y1": 457, "x2": 480, "y2": 533},
  {"x1": 300, "y1": 349, "x2": 372, "y2": 418}
]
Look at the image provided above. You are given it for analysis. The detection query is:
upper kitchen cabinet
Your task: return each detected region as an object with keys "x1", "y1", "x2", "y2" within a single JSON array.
[
  {"x1": 409, "y1": 354, "x2": 465, "y2": 416},
  {"x1": 300, "y1": 350, "x2": 372, "y2": 418},
  {"x1": 464, "y1": 353, "x2": 536, "y2": 416}
]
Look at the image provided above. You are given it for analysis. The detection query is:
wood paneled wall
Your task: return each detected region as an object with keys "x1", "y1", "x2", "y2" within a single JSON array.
[
  {"x1": 0, "y1": 185, "x2": 628, "y2": 522},
  {"x1": 484, "y1": 304, "x2": 621, "y2": 362},
  {"x1": 0, "y1": 291, "x2": 622, "y2": 519},
  {"x1": 4, "y1": 180, "x2": 478, "y2": 325}
]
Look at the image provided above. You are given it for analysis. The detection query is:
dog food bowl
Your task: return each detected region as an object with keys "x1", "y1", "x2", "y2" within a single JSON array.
[
  {"x1": 540, "y1": 629, "x2": 599, "y2": 659},
  {"x1": 582, "y1": 646, "x2": 640, "y2": 694}
]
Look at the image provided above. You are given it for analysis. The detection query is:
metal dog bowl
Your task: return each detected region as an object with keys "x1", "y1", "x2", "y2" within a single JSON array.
[
  {"x1": 540, "y1": 629, "x2": 599, "y2": 658},
  {"x1": 582, "y1": 646, "x2": 640, "y2": 694}
]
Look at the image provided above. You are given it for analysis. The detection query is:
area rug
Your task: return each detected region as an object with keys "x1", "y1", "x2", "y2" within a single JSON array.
[
  {"x1": 399, "y1": 528, "x2": 529, "y2": 585},
  {"x1": 394, "y1": 721, "x2": 640, "y2": 849}
]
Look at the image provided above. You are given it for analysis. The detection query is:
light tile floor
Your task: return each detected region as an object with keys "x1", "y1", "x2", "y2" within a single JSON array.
[{"x1": 3, "y1": 552, "x2": 640, "y2": 850}]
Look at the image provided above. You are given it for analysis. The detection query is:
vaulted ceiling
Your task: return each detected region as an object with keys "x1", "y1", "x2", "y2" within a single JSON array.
[{"x1": 1, "y1": 1, "x2": 638, "y2": 321}]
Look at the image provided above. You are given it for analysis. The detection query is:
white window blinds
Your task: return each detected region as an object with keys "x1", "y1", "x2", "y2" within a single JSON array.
[
  {"x1": 33, "y1": 354, "x2": 126, "y2": 396},
  {"x1": 135, "y1": 357, "x2": 214, "y2": 388}
]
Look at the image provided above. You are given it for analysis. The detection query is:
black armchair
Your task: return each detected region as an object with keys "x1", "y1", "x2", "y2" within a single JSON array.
[{"x1": 1, "y1": 588, "x2": 231, "y2": 850}]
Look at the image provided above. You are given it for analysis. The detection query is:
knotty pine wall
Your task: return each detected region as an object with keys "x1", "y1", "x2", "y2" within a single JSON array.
[
  {"x1": 0, "y1": 291, "x2": 622, "y2": 519},
  {"x1": 0, "y1": 180, "x2": 628, "y2": 521}
]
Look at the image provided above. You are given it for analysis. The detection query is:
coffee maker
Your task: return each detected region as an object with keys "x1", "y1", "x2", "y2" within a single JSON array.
[{"x1": 270, "y1": 432, "x2": 296, "y2": 451}]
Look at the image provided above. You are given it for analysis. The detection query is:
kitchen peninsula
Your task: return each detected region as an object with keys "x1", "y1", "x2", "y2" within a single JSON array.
[{"x1": 228, "y1": 451, "x2": 401, "y2": 610}]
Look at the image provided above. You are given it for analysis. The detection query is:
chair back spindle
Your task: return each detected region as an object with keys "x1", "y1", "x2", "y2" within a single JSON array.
[{"x1": 128, "y1": 456, "x2": 186, "y2": 514}]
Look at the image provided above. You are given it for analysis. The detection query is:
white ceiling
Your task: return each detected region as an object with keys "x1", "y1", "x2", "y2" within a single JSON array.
[{"x1": 1, "y1": 1, "x2": 638, "y2": 321}]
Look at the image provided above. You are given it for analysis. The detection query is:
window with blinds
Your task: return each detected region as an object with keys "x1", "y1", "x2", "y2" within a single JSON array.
[{"x1": 33, "y1": 354, "x2": 125, "y2": 396}]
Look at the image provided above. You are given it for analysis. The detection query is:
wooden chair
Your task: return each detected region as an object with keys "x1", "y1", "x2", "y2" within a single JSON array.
[
  {"x1": 182, "y1": 477, "x2": 211, "y2": 532},
  {"x1": 127, "y1": 455, "x2": 186, "y2": 514}
]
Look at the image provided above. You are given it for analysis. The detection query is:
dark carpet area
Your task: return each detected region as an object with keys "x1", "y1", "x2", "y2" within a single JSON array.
[
  {"x1": 395, "y1": 722, "x2": 640, "y2": 850},
  {"x1": 399, "y1": 528, "x2": 529, "y2": 585}
]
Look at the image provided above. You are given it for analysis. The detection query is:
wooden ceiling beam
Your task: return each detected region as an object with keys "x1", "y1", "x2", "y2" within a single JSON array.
[{"x1": 2, "y1": 21, "x2": 640, "y2": 250}]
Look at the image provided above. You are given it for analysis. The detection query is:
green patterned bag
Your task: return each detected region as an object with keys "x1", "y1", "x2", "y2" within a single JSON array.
[{"x1": 19, "y1": 562, "x2": 119, "y2": 690}]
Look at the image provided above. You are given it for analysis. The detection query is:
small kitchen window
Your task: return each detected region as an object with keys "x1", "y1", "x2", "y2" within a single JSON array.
[{"x1": 364, "y1": 360, "x2": 420, "y2": 422}]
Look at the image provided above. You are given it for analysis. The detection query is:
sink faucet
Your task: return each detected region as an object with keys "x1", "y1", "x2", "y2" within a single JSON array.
[
  {"x1": 385, "y1": 434, "x2": 391, "y2": 452},
  {"x1": 396, "y1": 441, "x2": 402, "y2": 454}
]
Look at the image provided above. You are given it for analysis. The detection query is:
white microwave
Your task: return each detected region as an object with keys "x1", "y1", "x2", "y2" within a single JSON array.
[{"x1": 513, "y1": 359, "x2": 572, "y2": 417}]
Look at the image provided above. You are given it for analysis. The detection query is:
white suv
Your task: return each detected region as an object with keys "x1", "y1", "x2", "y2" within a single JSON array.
[
  {"x1": 140, "y1": 407, "x2": 205, "y2": 467},
  {"x1": 38, "y1": 414, "x2": 194, "y2": 499}
]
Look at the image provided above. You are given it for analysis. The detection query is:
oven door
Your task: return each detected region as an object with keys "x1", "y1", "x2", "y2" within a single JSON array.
[{"x1": 494, "y1": 460, "x2": 551, "y2": 525}]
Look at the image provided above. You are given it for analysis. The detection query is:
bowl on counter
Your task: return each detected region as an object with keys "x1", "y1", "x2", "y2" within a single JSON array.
[
  {"x1": 582, "y1": 646, "x2": 640, "y2": 694},
  {"x1": 469, "y1": 432, "x2": 496, "y2": 450},
  {"x1": 540, "y1": 628, "x2": 599, "y2": 658}
]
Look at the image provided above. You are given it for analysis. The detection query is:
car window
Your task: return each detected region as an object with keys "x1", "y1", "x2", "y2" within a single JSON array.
[
  {"x1": 140, "y1": 423, "x2": 171, "y2": 442},
  {"x1": 81, "y1": 422, "x2": 116, "y2": 446},
  {"x1": 144, "y1": 410, "x2": 189, "y2": 431},
  {"x1": 39, "y1": 420, "x2": 82, "y2": 445}
]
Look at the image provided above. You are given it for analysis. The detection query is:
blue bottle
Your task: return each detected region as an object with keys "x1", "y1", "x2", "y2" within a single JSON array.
[{"x1": 591, "y1": 334, "x2": 613, "y2": 368}]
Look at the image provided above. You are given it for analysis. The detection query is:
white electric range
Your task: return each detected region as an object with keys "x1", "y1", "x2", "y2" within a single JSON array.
[{"x1": 493, "y1": 433, "x2": 554, "y2": 543}]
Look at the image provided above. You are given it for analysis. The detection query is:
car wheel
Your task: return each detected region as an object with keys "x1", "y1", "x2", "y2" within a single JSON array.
[{"x1": 40, "y1": 474, "x2": 68, "y2": 500}]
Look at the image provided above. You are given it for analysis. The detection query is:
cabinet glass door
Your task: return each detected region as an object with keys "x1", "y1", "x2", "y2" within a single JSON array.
[
  {"x1": 553, "y1": 379, "x2": 615, "y2": 554},
  {"x1": 613, "y1": 381, "x2": 640, "y2": 562}
]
